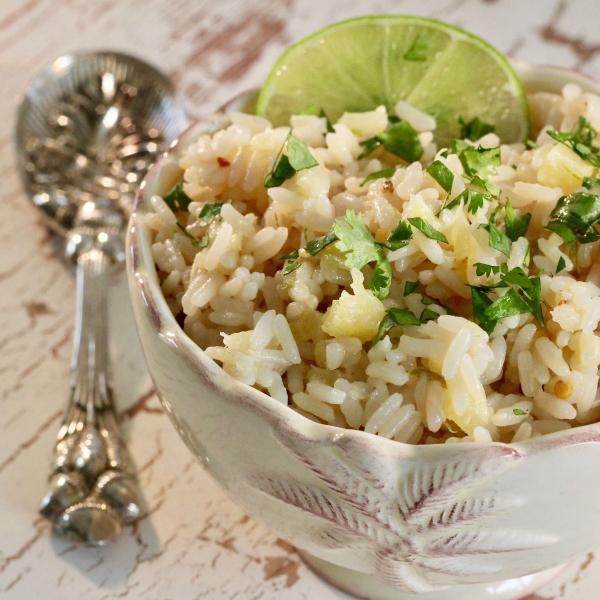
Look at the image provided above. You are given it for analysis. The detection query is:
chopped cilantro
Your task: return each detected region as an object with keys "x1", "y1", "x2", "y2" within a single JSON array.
[
  {"x1": 484, "y1": 288, "x2": 531, "y2": 321},
  {"x1": 583, "y1": 176, "x2": 600, "y2": 190},
  {"x1": 301, "y1": 104, "x2": 334, "y2": 132},
  {"x1": 403, "y1": 34, "x2": 428, "y2": 61},
  {"x1": 287, "y1": 133, "x2": 320, "y2": 170},
  {"x1": 545, "y1": 192, "x2": 600, "y2": 243},
  {"x1": 360, "y1": 168, "x2": 396, "y2": 187},
  {"x1": 378, "y1": 120, "x2": 423, "y2": 162},
  {"x1": 333, "y1": 210, "x2": 392, "y2": 299},
  {"x1": 264, "y1": 154, "x2": 296, "y2": 188},
  {"x1": 164, "y1": 180, "x2": 193, "y2": 212},
  {"x1": 474, "y1": 263, "x2": 500, "y2": 277},
  {"x1": 479, "y1": 222, "x2": 511, "y2": 257},
  {"x1": 388, "y1": 221, "x2": 413, "y2": 250},
  {"x1": 358, "y1": 137, "x2": 382, "y2": 159},
  {"x1": 371, "y1": 308, "x2": 421, "y2": 347},
  {"x1": 471, "y1": 287, "x2": 496, "y2": 334},
  {"x1": 459, "y1": 146, "x2": 501, "y2": 180},
  {"x1": 513, "y1": 408, "x2": 527, "y2": 416},
  {"x1": 264, "y1": 133, "x2": 319, "y2": 188},
  {"x1": 420, "y1": 308, "x2": 440, "y2": 322},
  {"x1": 282, "y1": 261, "x2": 300, "y2": 275},
  {"x1": 305, "y1": 232, "x2": 338, "y2": 256},
  {"x1": 441, "y1": 188, "x2": 468, "y2": 212},
  {"x1": 404, "y1": 280, "x2": 420, "y2": 296},
  {"x1": 176, "y1": 222, "x2": 209, "y2": 248},
  {"x1": 468, "y1": 190, "x2": 492, "y2": 215},
  {"x1": 521, "y1": 276, "x2": 544, "y2": 325},
  {"x1": 280, "y1": 250, "x2": 299, "y2": 260},
  {"x1": 556, "y1": 256, "x2": 567, "y2": 273},
  {"x1": 504, "y1": 199, "x2": 531, "y2": 241},
  {"x1": 459, "y1": 116, "x2": 495, "y2": 141},
  {"x1": 545, "y1": 220, "x2": 578, "y2": 243},
  {"x1": 408, "y1": 217, "x2": 448, "y2": 244},
  {"x1": 359, "y1": 120, "x2": 423, "y2": 162},
  {"x1": 501, "y1": 266, "x2": 532, "y2": 289},
  {"x1": 426, "y1": 160, "x2": 454, "y2": 193},
  {"x1": 451, "y1": 139, "x2": 470, "y2": 155},
  {"x1": 547, "y1": 117, "x2": 600, "y2": 168},
  {"x1": 198, "y1": 200, "x2": 232, "y2": 225},
  {"x1": 551, "y1": 192, "x2": 600, "y2": 230}
]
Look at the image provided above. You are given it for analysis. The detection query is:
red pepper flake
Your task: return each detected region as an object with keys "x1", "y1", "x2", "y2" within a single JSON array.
[{"x1": 217, "y1": 156, "x2": 230, "y2": 167}]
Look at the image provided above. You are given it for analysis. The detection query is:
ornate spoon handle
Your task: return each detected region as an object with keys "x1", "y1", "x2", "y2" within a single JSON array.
[{"x1": 39, "y1": 200, "x2": 142, "y2": 545}]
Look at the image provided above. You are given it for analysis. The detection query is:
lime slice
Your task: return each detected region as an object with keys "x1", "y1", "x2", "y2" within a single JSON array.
[{"x1": 256, "y1": 16, "x2": 528, "y2": 148}]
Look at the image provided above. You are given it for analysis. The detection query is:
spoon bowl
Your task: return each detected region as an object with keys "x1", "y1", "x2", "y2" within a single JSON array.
[{"x1": 15, "y1": 51, "x2": 187, "y2": 545}]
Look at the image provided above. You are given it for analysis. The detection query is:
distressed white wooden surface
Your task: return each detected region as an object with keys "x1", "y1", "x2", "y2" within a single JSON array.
[{"x1": 2, "y1": 1, "x2": 600, "y2": 598}]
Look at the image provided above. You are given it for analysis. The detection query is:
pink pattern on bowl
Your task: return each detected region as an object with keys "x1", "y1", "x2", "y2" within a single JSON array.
[{"x1": 127, "y1": 65, "x2": 600, "y2": 600}]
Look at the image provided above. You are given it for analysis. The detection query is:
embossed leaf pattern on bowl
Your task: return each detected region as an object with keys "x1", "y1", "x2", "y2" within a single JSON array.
[{"x1": 252, "y1": 430, "x2": 558, "y2": 593}]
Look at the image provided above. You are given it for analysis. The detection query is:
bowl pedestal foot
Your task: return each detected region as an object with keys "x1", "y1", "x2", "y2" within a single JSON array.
[{"x1": 298, "y1": 550, "x2": 568, "y2": 600}]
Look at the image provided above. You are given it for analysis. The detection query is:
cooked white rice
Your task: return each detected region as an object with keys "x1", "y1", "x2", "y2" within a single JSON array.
[{"x1": 146, "y1": 84, "x2": 600, "y2": 444}]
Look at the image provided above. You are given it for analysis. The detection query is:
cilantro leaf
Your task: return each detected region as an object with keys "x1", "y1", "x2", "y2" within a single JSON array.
[
  {"x1": 370, "y1": 251, "x2": 392, "y2": 300},
  {"x1": 164, "y1": 180, "x2": 193, "y2": 212},
  {"x1": 287, "y1": 133, "x2": 319, "y2": 170},
  {"x1": 451, "y1": 139, "x2": 470, "y2": 156},
  {"x1": 360, "y1": 168, "x2": 396, "y2": 187},
  {"x1": 176, "y1": 222, "x2": 209, "y2": 248},
  {"x1": 408, "y1": 217, "x2": 448, "y2": 244},
  {"x1": 371, "y1": 308, "x2": 421, "y2": 347},
  {"x1": 459, "y1": 116, "x2": 495, "y2": 141},
  {"x1": 513, "y1": 408, "x2": 527, "y2": 416},
  {"x1": 305, "y1": 232, "x2": 338, "y2": 256},
  {"x1": 403, "y1": 34, "x2": 428, "y2": 61},
  {"x1": 426, "y1": 160, "x2": 454, "y2": 193},
  {"x1": 459, "y1": 146, "x2": 501, "y2": 179},
  {"x1": 501, "y1": 266, "x2": 532, "y2": 289},
  {"x1": 388, "y1": 221, "x2": 413, "y2": 250},
  {"x1": 377, "y1": 120, "x2": 423, "y2": 163},
  {"x1": 551, "y1": 192, "x2": 600, "y2": 231},
  {"x1": 333, "y1": 210, "x2": 392, "y2": 299},
  {"x1": 441, "y1": 188, "x2": 469, "y2": 212},
  {"x1": 420, "y1": 308, "x2": 440, "y2": 322},
  {"x1": 547, "y1": 117, "x2": 600, "y2": 168},
  {"x1": 198, "y1": 199, "x2": 232, "y2": 226},
  {"x1": 519, "y1": 276, "x2": 544, "y2": 325},
  {"x1": 467, "y1": 190, "x2": 493, "y2": 214},
  {"x1": 264, "y1": 133, "x2": 318, "y2": 188},
  {"x1": 474, "y1": 263, "x2": 500, "y2": 277},
  {"x1": 484, "y1": 288, "x2": 531, "y2": 321},
  {"x1": 404, "y1": 280, "x2": 420, "y2": 296},
  {"x1": 556, "y1": 255, "x2": 567, "y2": 273},
  {"x1": 264, "y1": 154, "x2": 296, "y2": 188},
  {"x1": 282, "y1": 261, "x2": 300, "y2": 275},
  {"x1": 358, "y1": 137, "x2": 382, "y2": 159},
  {"x1": 479, "y1": 222, "x2": 511, "y2": 257},
  {"x1": 505, "y1": 198, "x2": 531, "y2": 241},
  {"x1": 301, "y1": 104, "x2": 334, "y2": 132},
  {"x1": 545, "y1": 220, "x2": 578, "y2": 243},
  {"x1": 471, "y1": 287, "x2": 497, "y2": 334},
  {"x1": 583, "y1": 176, "x2": 600, "y2": 190}
]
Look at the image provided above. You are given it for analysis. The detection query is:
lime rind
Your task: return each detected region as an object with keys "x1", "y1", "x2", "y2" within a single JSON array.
[{"x1": 256, "y1": 15, "x2": 529, "y2": 147}]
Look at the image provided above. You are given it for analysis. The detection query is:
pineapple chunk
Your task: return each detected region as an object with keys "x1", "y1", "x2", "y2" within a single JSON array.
[
  {"x1": 322, "y1": 269, "x2": 386, "y2": 342},
  {"x1": 537, "y1": 144, "x2": 595, "y2": 194},
  {"x1": 444, "y1": 394, "x2": 489, "y2": 437}
]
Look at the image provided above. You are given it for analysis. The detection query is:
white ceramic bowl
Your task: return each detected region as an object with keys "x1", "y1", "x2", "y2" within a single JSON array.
[{"x1": 127, "y1": 65, "x2": 600, "y2": 600}]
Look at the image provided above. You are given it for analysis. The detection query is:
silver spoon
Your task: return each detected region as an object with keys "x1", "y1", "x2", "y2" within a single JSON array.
[{"x1": 15, "y1": 51, "x2": 188, "y2": 545}]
